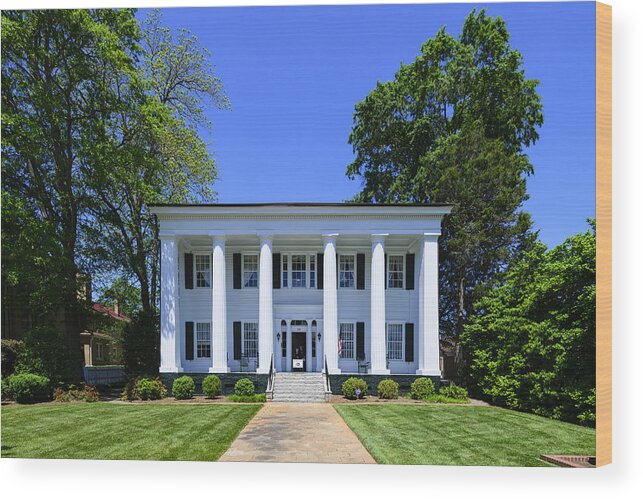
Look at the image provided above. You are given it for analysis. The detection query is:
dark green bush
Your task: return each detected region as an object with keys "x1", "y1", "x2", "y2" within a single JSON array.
[
  {"x1": 234, "y1": 378, "x2": 255, "y2": 397},
  {"x1": 410, "y1": 377, "x2": 435, "y2": 400},
  {"x1": 137, "y1": 377, "x2": 167, "y2": 400},
  {"x1": 1, "y1": 339, "x2": 23, "y2": 377},
  {"x1": 202, "y1": 375, "x2": 221, "y2": 398},
  {"x1": 377, "y1": 379, "x2": 399, "y2": 399},
  {"x1": 439, "y1": 382, "x2": 469, "y2": 400},
  {"x1": 342, "y1": 377, "x2": 368, "y2": 400},
  {"x1": 15, "y1": 327, "x2": 78, "y2": 384},
  {"x1": 172, "y1": 376, "x2": 195, "y2": 400},
  {"x1": 6, "y1": 373, "x2": 51, "y2": 403}
]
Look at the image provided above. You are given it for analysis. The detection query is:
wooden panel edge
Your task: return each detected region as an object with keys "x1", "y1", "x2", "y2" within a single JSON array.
[{"x1": 595, "y1": 1, "x2": 612, "y2": 467}]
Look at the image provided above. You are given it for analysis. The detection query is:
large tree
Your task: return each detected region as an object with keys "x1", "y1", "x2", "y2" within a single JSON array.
[
  {"x1": 460, "y1": 222, "x2": 596, "y2": 426},
  {"x1": 2, "y1": 9, "x2": 141, "y2": 380},
  {"x1": 346, "y1": 10, "x2": 543, "y2": 345}
]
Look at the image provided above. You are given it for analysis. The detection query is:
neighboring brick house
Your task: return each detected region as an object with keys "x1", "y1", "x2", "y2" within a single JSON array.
[{"x1": 81, "y1": 302, "x2": 130, "y2": 366}]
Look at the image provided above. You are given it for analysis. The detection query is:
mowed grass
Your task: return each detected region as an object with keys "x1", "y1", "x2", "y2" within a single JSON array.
[
  {"x1": 1, "y1": 402, "x2": 261, "y2": 461},
  {"x1": 334, "y1": 404, "x2": 595, "y2": 466}
]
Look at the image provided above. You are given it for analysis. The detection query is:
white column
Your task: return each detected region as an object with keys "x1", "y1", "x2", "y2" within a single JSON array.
[
  {"x1": 160, "y1": 235, "x2": 182, "y2": 372},
  {"x1": 209, "y1": 235, "x2": 229, "y2": 373},
  {"x1": 323, "y1": 234, "x2": 340, "y2": 373},
  {"x1": 306, "y1": 319, "x2": 313, "y2": 372},
  {"x1": 370, "y1": 234, "x2": 389, "y2": 374},
  {"x1": 257, "y1": 235, "x2": 274, "y2": 373},
  {"x1": 417, "y1": 233, "x2": 441, "y2": 375},
  {"x1": 286, "y1": 320, "x2": 292, "y2": 372}
]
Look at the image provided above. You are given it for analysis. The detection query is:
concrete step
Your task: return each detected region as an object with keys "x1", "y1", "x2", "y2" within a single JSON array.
[{"x1": 270, "y1": 372, "x2": 327, "y2": 403}]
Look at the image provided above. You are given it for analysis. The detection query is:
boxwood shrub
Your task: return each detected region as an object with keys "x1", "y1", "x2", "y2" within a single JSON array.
[
  {"x1": 410, "y1": 377, "x2": 435, "y2": 400},
  {"x1": 439, "y1": 382, "x2": 469, "y2": 400},
  {"x1": 202, "y1": 375, "x2": 221, "y2": 398},
  {"x1": 234, "y1": 378, "x2": 255, "y2": 397},
  {"x1": 377, "y1": 379, "x2": 399, "y2": 399},
  {"x1": 342, "y1": 377, "x2": 368, "y2": 400},
  {"x1": 137, "y1": 377, "x2": 167, "y2": 400},
  {"x1": 172, "y1": 376, "x2": 195, "y2": 400},
  {"x1": 6, "y1": 373, "x2": 51, "y2": 403}
]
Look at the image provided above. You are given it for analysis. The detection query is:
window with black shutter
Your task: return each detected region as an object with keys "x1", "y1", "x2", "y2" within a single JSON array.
[
  {"x1": 233, "y1": 253, "x2": 241, "y2": 289},
  {"x1": 317, "y1": 253, "x2": 324, "y2": 289},
  {"x1": 356, "y1": 322, "x2": 365, "y2": 360},
  {"x1": 273, "y1": 253, "x2": 281, "y2": 289},
  {"x1": 233, "y1": 321, "x2": 242, "y2": 360},
  {"x1": 406, "y1": 253, "x2": 415, "y2": 290},
  {"x1": 184, "y1": 253, "x2": 194, "y2": 289},
  {"x1": 405, "y1": 323, "x2": 414, "y2": 362},
  {"x1": 356, "y1": 253, "x2": 365, "y2": 290},
  {"x1": 185, "y1": 321, "x2": 194, "y2": 360}
]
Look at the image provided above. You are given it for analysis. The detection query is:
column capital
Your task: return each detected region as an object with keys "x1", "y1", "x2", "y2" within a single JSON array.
[
  {"x1": 423, "y1": 232, "x2": 441, "y2": 241},
  {"x1": 258, "y1": 233, "x2": 273, "y2": 245},
  {"x1": 371, "y1": 233, "x2": 389, "y2": 244},
  {"x1": 159, "y1": 232, "x2": 178, "y2": 241},
  {"x1": 322, "y1": 233, "x2": 339, "y2": 243}
]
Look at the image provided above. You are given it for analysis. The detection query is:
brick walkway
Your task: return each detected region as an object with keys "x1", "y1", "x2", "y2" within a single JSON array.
[{"x1": 219, "y1": 403, "x2": 376, "y2": 464}]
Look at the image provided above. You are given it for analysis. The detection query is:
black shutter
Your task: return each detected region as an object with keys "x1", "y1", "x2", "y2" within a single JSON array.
[
  {"x1": 356, "y1": 253, "x2": 365, "y2": 290},
  {"x1": 317, "y1": 253, "x2": 324, "y2": 289},
  {"x1": 184, "y1": 253, "x2": 194, "y2": 289},
  {"x1": 356, "y1": 322, "x2": 365, "y2": 360},
  {"x1": 233, "y1": 253, "x2": 241, "y2": 289},
  {"x1": 233, "y1": 322, "x2": 242, "y2": 360},
  {"x1": 384, "y1": 253, "x2": 387, "y2": 289},
  {"x1": 406, "y1": 253, "x2": 415, "y2": 290},
  {"x1": 273, "y1": 253, "x2": 281, "y2": 289},
  {"x1": 405, "y1": 323, "x2": 414, "y2": 362},
  {"x1": 185, "y1": 322, "x2": 194, "y2": 360}
]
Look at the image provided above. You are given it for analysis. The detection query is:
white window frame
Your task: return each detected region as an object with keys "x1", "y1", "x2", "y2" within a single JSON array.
[
  {"x1": 281, "y1": 253, "x2": 317, "y2": 289},
  {"x1": 387, "y1": 254, "x2": 405, "y2": 289},
  {"x1": 196, "y1": 321, "x2": 212, "y2": 359},
  {"x1": 242, "y1": 321, "x2": 259, "y2": 359},
  {"x1": 338, "y1": 253, "x2": 356, "y2": 289},
  {"x1": 386, "y1": 321, "x2": 404, "y2": 361},
  {"x1": 95, "y1": 342, "x2": 104, "y2": 361},
  {"x1": 194, "y1": 253, "x2": 212, "y2": 289},
  {"x1": 339, "y1": 321, "x2": 356, "y2": 359},
  {"x1": 242, "y1": 253, "x2": 259, "y2": 289}
]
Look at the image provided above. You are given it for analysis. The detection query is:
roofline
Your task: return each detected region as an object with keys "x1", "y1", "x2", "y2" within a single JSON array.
[{"x1": 148, "y1": 202, "x2": 452, "y2": 208}]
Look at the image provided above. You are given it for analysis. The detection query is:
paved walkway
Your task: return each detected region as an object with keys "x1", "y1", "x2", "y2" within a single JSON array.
[{"x1": 219, "y1": 403, "x2": 376, "y2": 464}]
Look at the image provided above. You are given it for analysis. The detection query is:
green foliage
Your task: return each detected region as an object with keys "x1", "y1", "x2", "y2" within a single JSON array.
[
  {"x1": 342, "y1": 377, "x2": 368, "y2": 400},
  {"x1": 172, "y1": 376, "x2": 195, "y2": 400},
  {"x1": 461, "y1": 222, "x2": 596, "y2": 426},
  {"x1": 439, "y1": 383, "x2": 469, "y2": 400},
  {"x1": 137, "y1": 378, "x2": 167, "y2": 400},
  {"x1": 228, "y1": 394, "x2": 266, "y2": 403},
  {"x1": 15, "y1": 327, "x2": 76, "y2": 385},
  {"x1": 377, "y1": 379, "x2": 399, "y2": 399},
  {"x1": 202, "y1": 375, "x2": 222, "y2": 398},
  {"x1": 96, "y1": 277, "x2": 142, "y2": 319},
  {"x1": 345, "y1": 9, "x2": 542, "y2": 341},
  {"x1": 234, "y1": 378, "x2": 255, "y2": 397},
  {"x1": 410, "y1": 378, "x2": 436, "y2": 400},
  {"x1": 122, "y1": 312, "x2": 159, "y2": 380},
  {"x1": 1, "y1": 339, "x2": 22, "y2": 376},
  {"x1": 53, "y1": 384, "x2": 99, "y2": 403},
  {"x1": 5, "y1": 373, "x2": 51, "y2": 403}
]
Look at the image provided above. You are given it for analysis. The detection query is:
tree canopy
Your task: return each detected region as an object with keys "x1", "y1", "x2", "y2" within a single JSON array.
[{"x1": 346, "y1": 9, "x2": 543, "y2": 341}]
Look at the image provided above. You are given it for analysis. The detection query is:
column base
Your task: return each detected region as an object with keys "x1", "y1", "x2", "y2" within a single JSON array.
[
  {"x1": 325, "y1": 367, "x2": 341, "y2": 374},
  {"x1": 256, "y1": 367, "x2": 271, "y2": 374},
  {"x1": 416, "y1": 369, "x2": 441, "y2": 376},
  {"x1": 209, "y1": 366, "x2": 230, "y2": 373},
  {"x1": 159, "y1": 366, "x2": 184, "y2": 373},
  {"x1": 368, "y1": 368, "x2": 390, "y2": 375}
]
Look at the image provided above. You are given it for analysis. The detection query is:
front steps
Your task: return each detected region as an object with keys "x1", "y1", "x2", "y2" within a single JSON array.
[{"x1": 271, "y1": 372, "x2": 328, "y2": 403}]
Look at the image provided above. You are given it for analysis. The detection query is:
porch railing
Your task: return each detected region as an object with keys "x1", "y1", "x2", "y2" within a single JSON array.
[
  {"x1": 322, "y1": 355, "x2": 332, "y2": 399},
  {"x1": 266, "y1": 353, "x2": 276, "y2": 400}
]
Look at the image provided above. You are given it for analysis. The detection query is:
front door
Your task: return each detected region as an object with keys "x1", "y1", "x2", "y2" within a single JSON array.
[{"x1": 292, "y1": 332, "x2": 306, "y2": 371}]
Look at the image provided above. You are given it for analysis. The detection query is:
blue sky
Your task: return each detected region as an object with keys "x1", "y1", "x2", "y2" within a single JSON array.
[{"x1": 144, "y1": 2, "x2": 596, "y2": 248}]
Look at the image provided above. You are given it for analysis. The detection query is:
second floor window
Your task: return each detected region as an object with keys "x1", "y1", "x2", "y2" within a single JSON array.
[
  {"x1": 388, "y1": 255, "x2": 404, "y2": 289},
  {"x1": 339, "y1": 255, "x2": 355, "y2": 288},
  {"x1": 243, "y1": 255, "x2": 258, "y2": 288},
  {"x1": 195, "y1": 254, "x2": 211, "y2": 288}
]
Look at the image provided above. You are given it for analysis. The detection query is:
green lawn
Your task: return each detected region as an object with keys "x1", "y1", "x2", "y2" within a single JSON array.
[
  {"x1": 334, "y1": 404, "x2": 595, "y2": 466},
  {"x1": 1, "y1": 402, "x2": 261, "y2": 461}
]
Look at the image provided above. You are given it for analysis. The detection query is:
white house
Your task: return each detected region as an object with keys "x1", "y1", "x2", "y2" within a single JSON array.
[{"x1": 151, "y1": 203, "x2": 450, "y2": 387}]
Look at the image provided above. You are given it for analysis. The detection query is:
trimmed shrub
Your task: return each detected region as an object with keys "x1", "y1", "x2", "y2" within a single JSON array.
[
  {"x1": 202, "y1": 375, "x2": 222, "y2": 398},
  {"x1": 137, "y1": 377, "x2": 167, "y2": 400},
  {"x1": 229, "y1": 393, "x2": 266, "y2": 403},
  {"x1": 234, "y1": 378, "x2": 255, "y2": 397},
  {"x1": 439, "y1": 383, "x2": 469, "y2": 401},
  {"x1": 6, "y1": 373, "x2": 51, "y2": 403},
  {"x1": 377, "y1": 379, "x2": 399, "y2": 399},
  {"x1": 342, "y1": 377, "x2": 368, "y2": 400},
  {"x1": 53, "y1": 384, "x2": 99, "y2": 403},
  {"x1": 410, "y1": 377, "x2": 435, "y2": 400},
  {"x1": 172, "y1": 376, "x2": 195, "y2": 400},
  {"x1": 1, "y1": 339, "x2": 23, "y2": 377}
]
